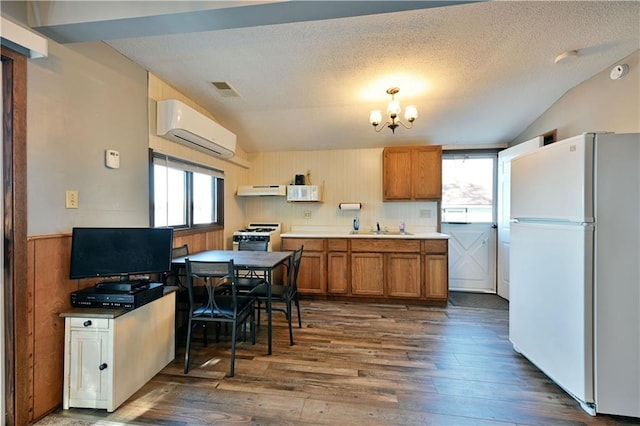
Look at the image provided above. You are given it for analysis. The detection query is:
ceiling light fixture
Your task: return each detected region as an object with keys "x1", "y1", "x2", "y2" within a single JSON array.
[{"x1": 369, "y1": 87, "x2": 417, "y2": 133}]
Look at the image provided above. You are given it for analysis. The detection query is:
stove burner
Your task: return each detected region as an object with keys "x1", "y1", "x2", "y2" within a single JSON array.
[{"x1": 238, "y1": 227, "x2": 276, "y2": 233}]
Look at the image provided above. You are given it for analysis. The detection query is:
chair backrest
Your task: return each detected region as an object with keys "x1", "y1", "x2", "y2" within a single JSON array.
[
  {"x1": 172, "y1": 244, "x2": 189, "y2": 259},
  {"x1": 285, "y1": 246, "x2": 304, "y2": 297},
  {"x1": 238, "y1": 239, "x2": 268, "y2": 252},
  {"x1": 185, "y1": 259, "x2": 238, "y2": 317}
]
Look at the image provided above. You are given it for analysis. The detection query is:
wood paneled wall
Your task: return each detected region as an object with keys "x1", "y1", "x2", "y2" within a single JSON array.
[{"x1": 25, "y1": 229, "x2": 223, "y2": 421}]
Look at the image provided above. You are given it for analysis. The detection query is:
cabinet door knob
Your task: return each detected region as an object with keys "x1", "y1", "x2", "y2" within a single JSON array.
[
  {"x1": 99, "y1": 363, "x2": 108, "y2": 371},
  {"x1": 83, "y1": 320, "x2": 92, "y2": 327}
]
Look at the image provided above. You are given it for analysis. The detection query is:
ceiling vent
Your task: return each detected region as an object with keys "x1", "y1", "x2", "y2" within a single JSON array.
[
  {"x1": 156, "y1": 99, "x2": 236, "y2": 159},
  {"x1": 211, "y1": 81, "x2": 240, "y2": 98}
]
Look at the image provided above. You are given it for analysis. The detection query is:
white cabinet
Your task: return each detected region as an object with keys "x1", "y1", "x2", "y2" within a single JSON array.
[{"x1": 61, "y1": 290, "x2": 175, "y2": 412}]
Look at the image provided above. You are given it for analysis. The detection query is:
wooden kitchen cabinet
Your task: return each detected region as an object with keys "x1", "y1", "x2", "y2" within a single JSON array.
[
  {"x1": 282, "y1": 238, "x2": 326, "y2": 295},
  {"x1": 387, "y1": 253, "x2": 422, "y2": 298},
  {"x1": 282, "y1": 236, "x2": 448, "y2": 304},
  {"x1": 383, "y1": 145, "x2": 442, "y2": 201},
  {"x1": 351, "y1": 252, "x2": 384, "y2": 296},
  {"x1": 422, "y1": 240, "x2": 449, "y2": 302},
  {"x1": 327, "y1": 239, "x2": 348, "y2": 294}
]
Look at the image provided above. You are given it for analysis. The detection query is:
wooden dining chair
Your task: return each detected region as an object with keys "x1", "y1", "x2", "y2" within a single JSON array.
[
  {"x1": 250, "y1": 246, "x2": 303, "y2": 346},
  {"x1": 184, "y1": 259, "x2": 257, "y2": 377}
]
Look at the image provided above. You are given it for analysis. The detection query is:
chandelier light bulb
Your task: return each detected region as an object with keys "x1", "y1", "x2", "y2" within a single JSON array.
[
  {"x1": 369, "y1": 87, "x2": 418, "y2": 133},
  {"x1": 369, "y1": 110, "x2": 382, "y2": 126},
  {"x1": 405, "y1": 105, "x2": 418, "y2": 122},
  {"x1": 387, "y1": 100, "x2": 401, "y2": 116}
]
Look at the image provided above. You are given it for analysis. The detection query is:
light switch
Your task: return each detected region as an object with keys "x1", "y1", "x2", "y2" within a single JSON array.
[{"x1": 66, "y1": 190, "x2": 79, "y2": 209}]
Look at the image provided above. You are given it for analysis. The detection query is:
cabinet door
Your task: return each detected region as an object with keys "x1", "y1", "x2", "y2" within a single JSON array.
[
  {"x1": 387, "y1": 253, "x2": 421, "y2": 298},
  {"x1": 351, "y1": 253, "x2": 384, "y2": 295},
  {"x1": 413, "y1": 145, "x2": 442, "y2": 200},
  {"x1": 297, "y1": 252, "x2": 326, "y2": 294},
  {"x1": 424, "y1": 254, "x2": 448, "y2": 301},
  {"x1": 383, "y1": 147, "x2": 413, "y2": 201},
  {"x1": 328, "y1": 252, "x2": 348, "y2": 294},
  {"x1": 68, "y1": 329, "x2": 110, "y2": 406}
]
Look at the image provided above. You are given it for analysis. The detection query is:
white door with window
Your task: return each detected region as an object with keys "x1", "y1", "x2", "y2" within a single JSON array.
[
  {"x1": 496, "y1": 136, "x2": 543, "y2": 300},
  {"x1": 441, "y1": 154, "x2": 497, "y2": 293}
]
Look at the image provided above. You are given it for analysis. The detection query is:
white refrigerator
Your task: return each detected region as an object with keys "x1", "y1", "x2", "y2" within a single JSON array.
[{"x1": 509, "y1": 132, "x2": 639, "y2": 417}]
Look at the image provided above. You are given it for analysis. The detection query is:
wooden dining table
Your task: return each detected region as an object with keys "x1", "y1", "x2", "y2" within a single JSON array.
[{"x1": 171, "y1": 249, "x2": 292, "y2": 355}]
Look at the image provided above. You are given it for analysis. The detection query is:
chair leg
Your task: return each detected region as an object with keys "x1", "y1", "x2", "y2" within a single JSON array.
[
  {"x1": 287, "y1": 300, "x2": 294, "y2": 346},
  {"x1": 256, "y1": 300, "x2": 262, "y2": 327},
  {"x1": 251, "y1": 305, "x2": 257, "y2": 344},
  {"x1": 295, "y1": 294, "x2": 302, "y2": 328},
  {"x1": 184, "y1": 318, "x2": 194, "y2": 374},
  {"x1": 229, "y1": 321, "x2": 237, "y2": 377}
]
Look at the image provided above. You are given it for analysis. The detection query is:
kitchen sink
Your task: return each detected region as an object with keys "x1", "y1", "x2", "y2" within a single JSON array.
[{"x1": 350, "y1": 231, "x2": 412, "y2": 236}]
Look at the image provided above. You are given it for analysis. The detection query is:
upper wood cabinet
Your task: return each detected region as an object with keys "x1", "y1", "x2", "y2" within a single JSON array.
[{"x1": 383, "y1": 145, "x2": 442, "y2": 201}]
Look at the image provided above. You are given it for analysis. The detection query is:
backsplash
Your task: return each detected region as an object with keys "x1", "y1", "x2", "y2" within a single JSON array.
[{"x1": 240, "y1": 148, "x2": 439, "y2": 232}]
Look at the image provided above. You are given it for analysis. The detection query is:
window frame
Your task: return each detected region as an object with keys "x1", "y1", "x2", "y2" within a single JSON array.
[{"x1": 149, "y1": 149, "x2": 224, "y2": 231}]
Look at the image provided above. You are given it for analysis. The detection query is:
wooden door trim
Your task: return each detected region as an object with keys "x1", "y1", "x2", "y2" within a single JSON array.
[{"x1": 2, "y1": 46, "x2": 30, "y2": 426}]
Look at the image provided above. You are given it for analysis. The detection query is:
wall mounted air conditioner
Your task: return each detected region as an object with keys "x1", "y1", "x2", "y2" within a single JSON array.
[{"x1": 156, "y1": 99, "x2": 236, "y2": 159}]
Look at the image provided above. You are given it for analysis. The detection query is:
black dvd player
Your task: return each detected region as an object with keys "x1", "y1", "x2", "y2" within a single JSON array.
[
  {"x1": 94, "y1": 279, "x2": 150, "y2": 292},
  {"x1": 71, "y1": 283, "x2": 164, "y2": 309}
]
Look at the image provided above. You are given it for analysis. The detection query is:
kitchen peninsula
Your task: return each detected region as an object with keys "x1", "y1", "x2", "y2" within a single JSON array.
[{"x1": 281, "y1": 227, "x2": 449, "y2": 305}]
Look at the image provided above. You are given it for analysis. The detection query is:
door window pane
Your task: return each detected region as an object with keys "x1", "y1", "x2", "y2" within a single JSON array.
[{"x1": 442, "y1": 157, "x2": 494, "y2": 223}]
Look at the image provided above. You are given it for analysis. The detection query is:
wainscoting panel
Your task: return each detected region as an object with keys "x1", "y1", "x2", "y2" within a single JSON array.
[{"x1": 26, "y1": 229, "x2": 223, "y2": 421}]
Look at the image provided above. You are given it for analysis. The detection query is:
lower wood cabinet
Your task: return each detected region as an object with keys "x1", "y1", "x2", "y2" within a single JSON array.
[
  {"x1": 283, "y1": 238, "x2": 326, "y2": 294},
  {"x1": 422, "y1": 240, "x2": 449, "y2": 303},
  {"x1": 387, "y1": 253, "x2": 422, "y2": 298},
  {"x1": 424, "y1": 254, "x2": 448, "y2": 300},
  {"x1": 351, "y1": 253, "x2": 384, "y2": 295},
  {"x1": 298, "y1": 251, "x2": 326, "y2": 294},
  {"x1": 283, "y1": 237, "x2": 448, "y2": 304},
  {"x1": 327, "y1": 252, "x2": 348, "y2": 294}
]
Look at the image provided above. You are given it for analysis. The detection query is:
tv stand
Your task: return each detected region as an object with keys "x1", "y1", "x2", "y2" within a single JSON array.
[{"x1": 61, "y1": 288, "x2": 176, "y2": 412}]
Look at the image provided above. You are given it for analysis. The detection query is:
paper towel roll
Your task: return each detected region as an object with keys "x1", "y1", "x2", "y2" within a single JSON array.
[{"x1": 338, "y1": 203, "x2": 362, "y2": 210}]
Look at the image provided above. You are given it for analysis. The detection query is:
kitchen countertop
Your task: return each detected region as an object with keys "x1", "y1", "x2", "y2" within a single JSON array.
[{"x1": 281, "y1": 229, "x2": 449, "y2": 239}]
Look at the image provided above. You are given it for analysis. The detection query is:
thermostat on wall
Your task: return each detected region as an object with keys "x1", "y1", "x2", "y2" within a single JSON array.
[{"x1": 105, "y1": 150, "x2": 120, "y2": 169}]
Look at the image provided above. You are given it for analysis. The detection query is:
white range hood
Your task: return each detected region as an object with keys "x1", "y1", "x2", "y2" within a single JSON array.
[{"x1": 237, "y1": 185, "x2": 286, "y2": 196}]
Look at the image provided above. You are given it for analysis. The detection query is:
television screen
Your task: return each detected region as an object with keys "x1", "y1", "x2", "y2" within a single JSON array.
[{"x1": 69, "y1": 227, "x2": 174, "y2": 280}]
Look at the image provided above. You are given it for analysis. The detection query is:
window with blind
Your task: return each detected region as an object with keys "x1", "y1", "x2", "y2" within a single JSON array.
[{"x1": 151, "y1": 152, "x2": 224, "y2": 229}]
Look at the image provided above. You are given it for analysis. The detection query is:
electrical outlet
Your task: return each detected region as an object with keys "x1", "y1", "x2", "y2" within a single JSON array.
[
  {"x1": 303, "y1": 211, "x2": 312, "y2": 219},
  {"x1": 419, "y1": 209, "x2": 431, "y2": 218},
  {"x1": 66, "y1": 190, "x2": 79, "y2": 209}
]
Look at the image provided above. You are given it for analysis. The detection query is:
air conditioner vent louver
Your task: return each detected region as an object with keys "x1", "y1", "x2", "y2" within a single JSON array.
[{"x1": 156, "y1": 99, "x2": 236, "y2": 159}]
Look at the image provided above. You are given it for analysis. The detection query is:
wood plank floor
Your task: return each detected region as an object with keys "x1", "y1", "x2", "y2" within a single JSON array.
[{"x1": 38, "y1": 300, "x2": 640, "y2": 425}]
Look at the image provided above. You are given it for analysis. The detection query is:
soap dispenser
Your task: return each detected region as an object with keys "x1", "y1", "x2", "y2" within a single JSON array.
[{"x1": 353, "y1": 217, "x2": 360, "y2": 232}]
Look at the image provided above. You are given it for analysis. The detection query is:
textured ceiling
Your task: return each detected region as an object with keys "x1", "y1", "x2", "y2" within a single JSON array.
[{"x1": 28, "y1": 1, "x2": 640, "y2": 152}]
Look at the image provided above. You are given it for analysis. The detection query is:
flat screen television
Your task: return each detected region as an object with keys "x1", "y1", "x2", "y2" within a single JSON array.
[{"x1": 69, "y1": 227, "x2": 174, "y2": 281}]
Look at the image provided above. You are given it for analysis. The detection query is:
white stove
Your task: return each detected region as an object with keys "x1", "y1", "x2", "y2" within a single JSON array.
[{"x1": 232, "y1": 222, "x2": 282, "y2": 251}]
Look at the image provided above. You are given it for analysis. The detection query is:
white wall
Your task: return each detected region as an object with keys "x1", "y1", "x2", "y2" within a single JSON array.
[
  {"x1": 27, "y1": 40, "x2": 150, "y2": 235},
  {"x1": 243, "y1": 149, "x2": 439, "y2": 233},
  {"x1": 513, "y1": 50, "x2": 639, "y2": 144}
]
